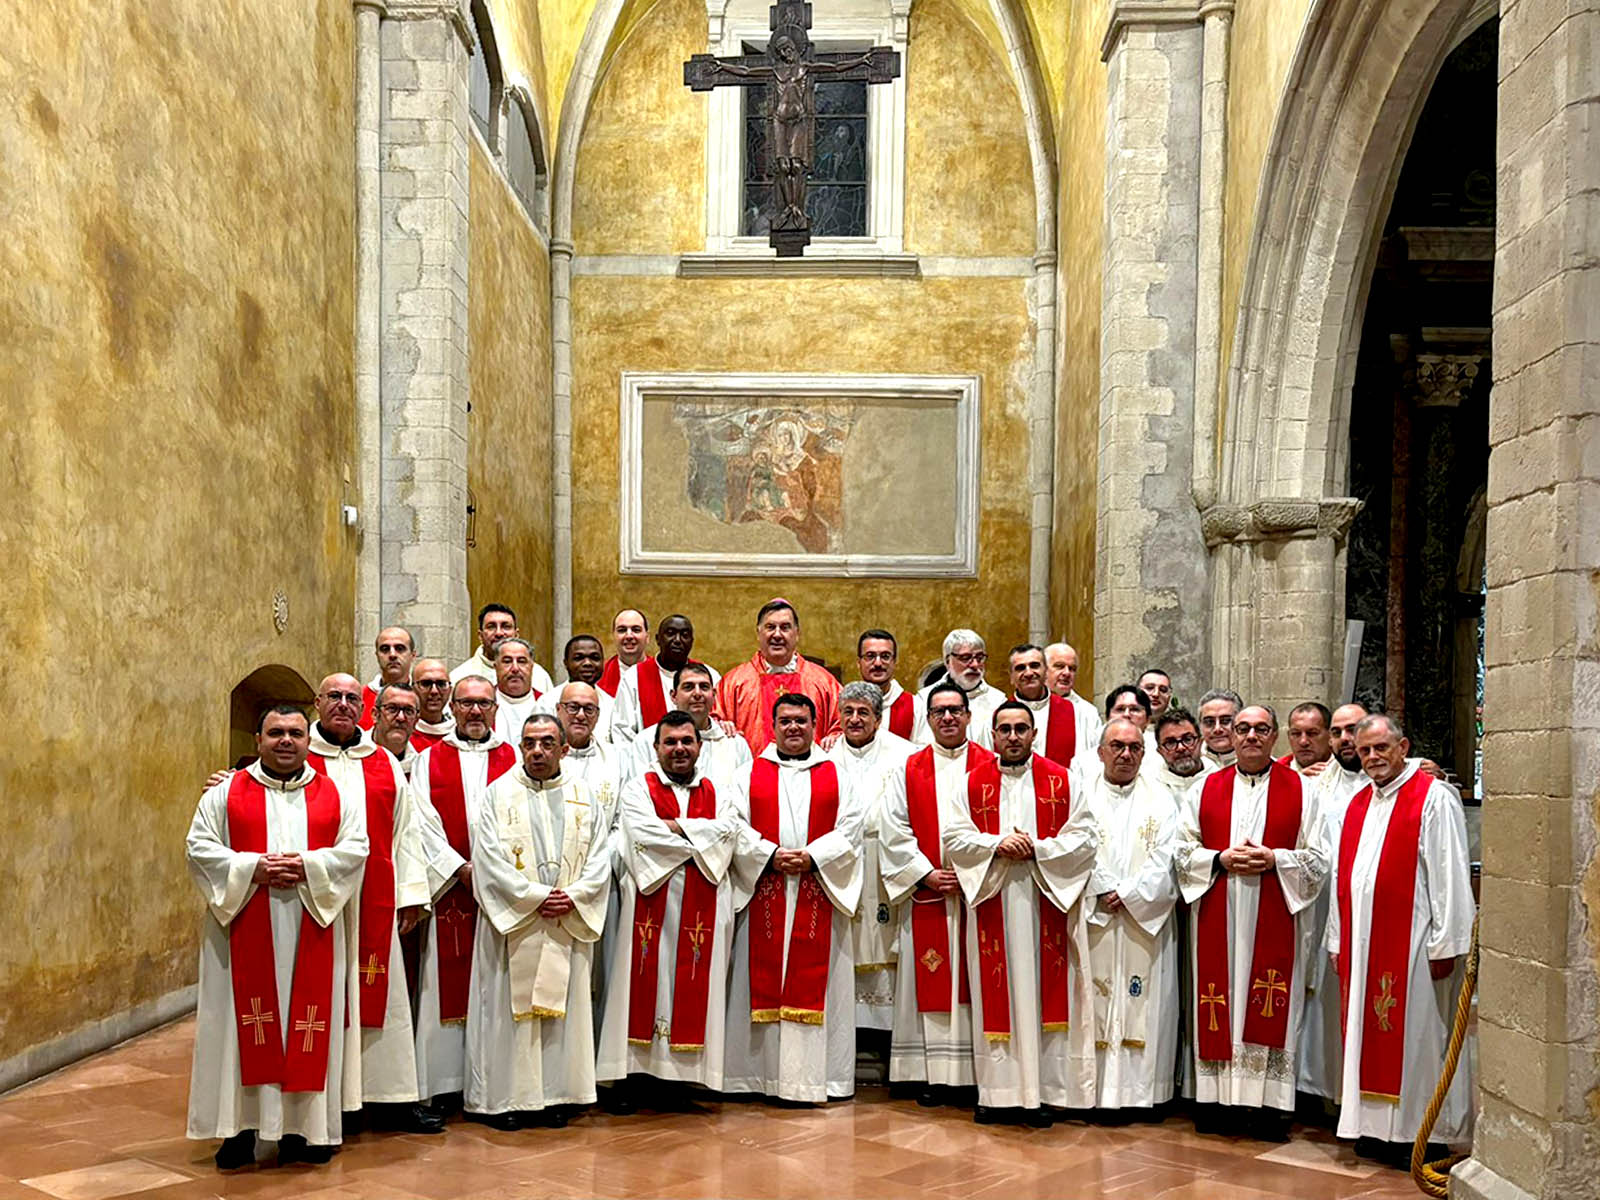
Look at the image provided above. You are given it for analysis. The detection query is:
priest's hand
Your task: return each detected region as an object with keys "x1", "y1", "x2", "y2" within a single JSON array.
[
  {"x1": 1419, "y1": 758, "x2": 1445, "y2": 780},
  {"x1": 773, "y1": 848, "x2": 814, "y2": 874},
  {"x1": 203, "y1": 768, "x2": 234, "y2": 793},
  {"x1": 1429, "y1": 956, "x2": 1458, "y2": 980},
  {"x1": 717, "y1": 719, "x2": 739, "y2": 738},
  {"x1": 997, "y1": 831, "x2": 1034, "y2": 860},
  {"x1": 1329, "y1": 951, "x2": 1340, "y2": 976},
  {"x1": 819, "y1": 731, "x2": 843, "y2": 750},
  {"x1": 664, "y1": 818, "x2": 684, "y2": 836},
  {"x1": 1301, "y1": 759, "x2": 1329, "y2": 777},
  {"x1": 1219, "y1": 842, "x2": 1271, "y2": 875},
  {"x1": 540, "y1": 889, "x2": 575, "y2": 918},
  {"x1": 455, "y1": 863, "x2": 473, "y2": 891},
  {"x1": 260, "y1": 853, "x2": 305, "y2": 888},
  {"x1": 1101, "y1": 890, "x2": 1124, "y2": 912},
  {"x1": 921, "y1": 868, "x2": 959, "y2": 894},
  {"x1": 397, "y1": 905, "x2": 424, "y2": 935}
]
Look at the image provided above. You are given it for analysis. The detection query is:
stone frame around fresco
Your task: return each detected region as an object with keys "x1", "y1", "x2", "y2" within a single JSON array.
[{"x1": 618, "y1": 370, "x2": 980, "y2": 577}]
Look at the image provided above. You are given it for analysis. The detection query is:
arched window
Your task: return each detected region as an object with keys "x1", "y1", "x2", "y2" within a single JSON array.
[
  {"x1": 504, "y1": 90, "x2": 548, "y2": 229},
  {"x1": 468, "y1": 0, "x2": 503, "y2": 149}
]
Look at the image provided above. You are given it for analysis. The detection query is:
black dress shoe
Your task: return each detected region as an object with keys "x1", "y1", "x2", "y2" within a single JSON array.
[
  {"x1": 404, "y1": 1104, "x2": 447, "y2": 1135},
  {"x1": 342, "y1": 1108, "x2": 365, "y2": 1135},
  {"x1": 430, "y1": 1091, "x2": 465, "y2": 1117},
  {"x1": 916, "y1": 1086, "x2": 941, "y2": 1108},
  {"x1": 542, "y1": 1108, "x2": 570, "y2": 1129},
  {"x1": 600, "y1": 1086, "x2": 637, "y2": 1115},
  {"x1": 214, "y1": 1130, "x2": 256, "y2": 1170},
  {"x1": 974, "y1": 1106, "x2": 1005, "y2": 1125},
  {"x1": 278, "y1": 1135, "x2": 337, "y2": 1165},
  {"x1": 1022, "y1": 1107, "x2": 1054, "y2": 1128},
  {"x1": 469, "y1": 1111, "x2": 523, "y2": 1131}
]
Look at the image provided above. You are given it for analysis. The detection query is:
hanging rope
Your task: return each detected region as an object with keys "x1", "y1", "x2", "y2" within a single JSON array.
[{"x1": 1410, "y1": 913, "x2": 1478, "y2": 1196}]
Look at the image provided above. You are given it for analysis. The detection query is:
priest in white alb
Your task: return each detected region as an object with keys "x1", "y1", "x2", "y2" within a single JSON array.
[
  {"x1": 596, "y1": 712, "x2": 760, "y2": 1104},
  {"x1": 408, "y1": 676, "x2": 517, "y2": 1112},
  {"x1": 305, "y1": 674, "x2": 438, "y2": 1134},
  {"x1": 1007, "y1": 643, "x2": 1097, "y2": 774},
  {"x1": 186, "y1": 706, "x2": 368, "y2": 1169},
  {"x1": 1175, "y1": 704, "x2": 1328, "y2": 1138},
  {"x1": 943, "y1": 701, "x2": 1098, "y2": 1124},
  {"x1": 1081, "y1": 719, "x2": 1181, "y2": 1111},
  {"x1": 725, "y1": 694, "x2": 865, "y2": 1103},
  {"x1": 1325, "y1": 714, "x2": 1475, "y2": 1157},
  {"x1": 855, "y1": 629, "x2": 917, "y2": 740},
  {"x1": 409, "y1": 658, "x2": 457, "y2": 750},
  {"x1": 630, "y1": 663, "x2": 753, "y2": 787},
  {"x1": 466, "y1": 713, "x2": 612, "y2": 1128},
  {"x1": 879, "y1": 682, "x2": 992, "y2": 1101},
  {"x1": 492, "y1": 637, "x2": 549, "y2": 743},
  {"x1": 912, "y1": 630, "x2": 1004, "y2": 746},
  {"x1": 1043, "y1": 642, "x2": 1104, "y2": 751},
  {"x1": 611, "y1": 614, "x2": 720, "y2": 744},
  {"x1": 827, "y1": 681, "x2": 915, "y2": 1030}
]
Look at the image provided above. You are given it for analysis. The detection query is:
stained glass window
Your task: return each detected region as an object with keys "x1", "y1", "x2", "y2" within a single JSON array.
[{"x1": 741, "y1": 47, "x2": 869, "y2": 238}]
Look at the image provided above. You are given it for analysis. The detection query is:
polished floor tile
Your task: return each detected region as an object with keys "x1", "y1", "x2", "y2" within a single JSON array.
[{"x1": 0, "y1": 1018, "x2": 1430, "y2": 1200}]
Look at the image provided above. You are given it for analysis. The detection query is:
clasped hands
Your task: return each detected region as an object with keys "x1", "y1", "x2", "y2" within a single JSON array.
[
  {"x1": 539, "y1": 888, "x2": 575, "y2": 918},
  {"x1": 1219, "y1": 839, "x2": 1276, "y2": 875},
  {"x1": 771, "y1": 848, "x2": 814, "y2": 875},
  {"x1": 254, "y1": 853, "x2": 306, "y2": 888},
  {"x1": 996, "y1": 828, "x2": 1035, "y2": 861}
]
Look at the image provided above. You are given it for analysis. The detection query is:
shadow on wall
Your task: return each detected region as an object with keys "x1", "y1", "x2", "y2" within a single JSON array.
[{"x1": 229, "y1": 665, "x2": 316, "y2": 767}]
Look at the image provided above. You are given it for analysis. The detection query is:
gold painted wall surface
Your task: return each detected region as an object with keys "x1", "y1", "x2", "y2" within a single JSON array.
[
  {"x1": 569, "y1": 0, "x2": 1039, "y2": 684},
  {"x1": 1049, "y1": 0, "x2": 1109, "y2": 694},
  {"x1": 0, "y1": 1, "x2": 356, "y2": 1062},
  {"x1": 487, "y1": 0, "x2": 552, "y2": 141},
  {"x1": 468, "y1": 144, "x2": 556, "y2": 665}
]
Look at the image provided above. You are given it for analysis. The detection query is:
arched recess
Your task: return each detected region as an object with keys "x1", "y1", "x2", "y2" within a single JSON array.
[
  {"x1": 468, "y1": 0, "x2": 507, "y2": 150},
  {"x1": 1206, "y1": 0, "x2": 1496, "y2": 706},
  {"x1": 228, "y1": 665, "x2": 316, "y2": 768},
  {"x1": 545, "y1": 0, "x2": 1061, "y2": 647},
  {"x1": 504, "y1": 80, "x2": 551, "y2": 230}
]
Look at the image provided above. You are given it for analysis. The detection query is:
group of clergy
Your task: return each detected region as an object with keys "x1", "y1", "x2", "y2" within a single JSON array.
[{"x1": 184, "y1": 596, "x2": 1476, "y2": 1173}]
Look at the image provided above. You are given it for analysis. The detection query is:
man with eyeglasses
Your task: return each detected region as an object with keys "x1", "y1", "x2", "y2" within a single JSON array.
[
  {"x1": 409, "y1": 659, "x2": 455, "y2": 749},
  {"x1": 913, "y1": 629, "x2": 1004, "y2": 746},
  {"x1": 856, "y1": 629, "x2": 915, "y2": 739},
  {"x1": 542, "y1": 636, "x2": 617, "y2": 745},
  {"x1": 371, "y1": 683, "x2": 423, "y2": 777},
  {"x1": 879, "y1": 682, "x2": 994, "y2": 1104},
  {"x1": 360, "y1": 626, "x2": 417, "y2": 731},
  {"x1": 1196, "y1": 689, "x2": 1243, "y2": 769},
  {"x1": 1007, "y1": 642, "x2": 1095, "y2": 774},
  {"x1": 611, "y1": 614, "x2": 720, "y2": 745},
  {"x1": 1073, "y1": 717, "x2": 1181, "y2": 1114},
  {"x1": 942, "y1": 702, "x2": 1097, "y2": 1124},
  {"x1": 466, "y1": 714, "x2": 612, "y2": 1130},
  {"x1": 407, "y1": 675, "x2": 518, "y2": 1117},
  {"x1": 1175, "y1": 704, "x2": 1328, "y2": 1140},
  {"x1": 306, "y1": 674, "x2": 439, "y2": 1135},
  {"x1": 717, "y1": 598, "x2": 841, "y2": 752},
  {"x1": 1151, "y1": 708, "x2": 1212, "y2": 799},
  {"x1": 634, "y1": 663, "x2": 754, "y2": 788},
  {"x1": 452, "y1": 603, "x2": 531, "y2": 685},
  {"x1": 1105, "y1": 684, "x2": 1166, "y2": 782}
]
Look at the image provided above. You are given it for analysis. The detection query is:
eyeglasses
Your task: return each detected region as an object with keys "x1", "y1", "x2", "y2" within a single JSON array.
[
  {"x1": 414, "y1": 679, "x2": 450, "y2": 689},
  {"x1": 1106, "y1": 742, "x2": 1144, "y2": 756},
  {"x1": 1235, "y1": 723, "x2": 1275, "y2": 738},
  {"x1": 321, "y1": 691, "x2": 361, "y2": 704},
  {"x1": 928, "y1": 705, "x2": 967, "y2": 718},
  {"x1": 455, "y1": 699, "x2": 495, "y2": 711},
  {"x1": 950, "y1": 652, "x2": 987, "y2": 665},
  {"x1": 558, "y1": 703, "x2": 599, "y2": 717},
  {"x1": 1159, "y1": 733, "x2": 1199, "y2": 751},
  {"x1": 379, "y1": 705, "x2": 419, "y2": 719}
]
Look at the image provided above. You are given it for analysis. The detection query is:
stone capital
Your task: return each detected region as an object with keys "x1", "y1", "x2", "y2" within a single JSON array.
[
  {"x1": 1101, "y1": 0, "x2": 1232, "y2": 60},
  {"x1": 382, "y1": 0, "x2": 471, "y2": 49},
  {"x1": 1200, "y1": 496, "x2": 1361, "y2": 549}
]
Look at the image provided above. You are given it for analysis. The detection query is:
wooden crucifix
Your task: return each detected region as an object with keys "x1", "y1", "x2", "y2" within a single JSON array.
[{"x1": 685, "y1": 1, "x2": 900, "y2": 256}]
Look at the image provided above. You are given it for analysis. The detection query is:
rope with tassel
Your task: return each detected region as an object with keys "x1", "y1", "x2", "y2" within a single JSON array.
[{"x1": 1410, "y1": 913, "x2": 1478, "y2": 1196}]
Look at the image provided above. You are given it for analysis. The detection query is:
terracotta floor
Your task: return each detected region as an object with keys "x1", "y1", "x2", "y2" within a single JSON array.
[{"x1": 0, "y1": 1019, "x2": 1425, "y2": 1200}]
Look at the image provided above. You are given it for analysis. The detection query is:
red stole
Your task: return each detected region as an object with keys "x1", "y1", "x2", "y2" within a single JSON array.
[
  {"x1": 225, "y1": 771, "x2": 341, "y2": 1091},
  {"x1": 637, "y1": 657, "x2": 671, "y2": 730},
  {"x1": 966, "y1": 756, "x2": 1075, "y2": 1041},
  {"x1": 903, "y1": 743, "x2": 995, "y2": 1012},
  {"x1": 1040, "y1": 695, "x2": 1077, "y2": 768},
  {"x1": 629, "y1": 774, "x2": 722, "y2": 1051},
  {"x1": 1337, "y1": 769, "x2": 1430, "y2": 1101},
  {"x1": 308, "y1": 750, "x2": 399, "y2": 1027},
  {"x1": 411, "y1": 728, "x2": 447, "y2": 751},
  {"x1": 358, "y1": 686, "x2": 377, "y2": 731},
  {"x1": 426, "y1": 741, "x2": 516, "y2": 1022},
  {"x1": 1193, "y1": 763, "x2": 1304, "y2": 1060},
  {"x1": 746, "y1": 758, "x2": 841, "y2": 1023},
  {"x1": 598, "y1": 655, "x2": 623, "y2": 697},
  {"x1": 756, "y1": 670, "x2": 801, "y2": 749},
  {"x1": 886, "y1": 689, "x2": 915, "y2": 740}
]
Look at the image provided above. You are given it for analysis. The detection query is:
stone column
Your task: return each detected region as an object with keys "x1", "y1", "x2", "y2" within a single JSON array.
[
  {"x1": 377, "y1": 1, "x2": 473, "y2": 665},
  {"x1": 1095, "y1": 2, "x2": 1212, "y2": 695},
  {"x1": 1451, "y1": 3, "x2": 1600, "y2": 1197}
]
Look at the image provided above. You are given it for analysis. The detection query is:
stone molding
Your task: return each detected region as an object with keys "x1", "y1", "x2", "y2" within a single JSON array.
[
  {"x1": 383, "y1": 0, "x2": 471, "y2": 46},
  {"x1": 1199, "y1": 496, "x2": 1361, "y2": 548},
  {"x1": 677, "y1": 252, "x2": 921, "y2": 277},
  {"x1": 1101, "y1": 0, "x2": 1233, "y2": 60}
]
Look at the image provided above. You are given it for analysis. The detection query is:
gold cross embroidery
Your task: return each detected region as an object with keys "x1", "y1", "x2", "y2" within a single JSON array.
[
  {"x1": 1373, "y1": 971, "x2": 1398, "y2": 1032},
  {"x1": 438, "y1": 903, "x2": 471, "y2": 957},
  {"x1": 919, "y1": 948, "x2": 945, "y2": 974},
  {"x1": 980, "y1": 925, "x2": 1005, "y2": 985},
  {"x1": 970, "y1": 783, "x2": 999, "y2": 826},
  {"x1": 1251, "y1": 968, "x2": 1288, "y2": 1019},
  {"x1": 240, "y1": 996, "x2": 274, "y2": 1046},
  {"x1": 293, "y1": 1004, "x2": 326, "y2": 1052},
  {"x1": 1199, "y1": 983, "x2": 1227, "y2": 1032},
  {"x1": 635, "y1": 911, "x2": 659, "y2": 956},
  {"x1": 359, "y1": 953, "x2": 386, "y2": 987},
  {"x1": 1138, "y1": 815, "x2": 1161, "y2": 852},
  {"x1": 1040, "y1": 774, "x2": 1070, "y2": 816}
]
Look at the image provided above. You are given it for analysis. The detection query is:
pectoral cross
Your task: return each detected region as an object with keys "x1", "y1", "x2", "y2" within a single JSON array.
[
  {"x1": 240, "y1": 996, "x2": 274, "y2": 1046},
  {"x1": 685, "y1": 914, "x2": 709, "y2": 980},
  {"x1": 293, "y1": 1004, "x2": 326, "y2": 1053},
  {"x1": 683, "y1": 0, "x2": 900, "y2": 256},
  {"x1": 1199, "y1": 983, "x2": 1227, "y2": 1033},
  {"x1": 359, "y1": 953, "x2": 386, "y2": 987},
  {"x1": 1251, "y1": 968, "x2": 1288, "y2": 1019},
  {"x1": 1372, "y1": 970, "x2": 1398, "y2": 1032}
]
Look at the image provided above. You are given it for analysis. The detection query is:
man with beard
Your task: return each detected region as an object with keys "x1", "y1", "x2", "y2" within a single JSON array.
[
  {"x1": 1151, "y1": 708, "x2": 1211, "y2": 800},
  {"x1": 913, "y1": 630, "x2": 1005, "y2": 746},
  {"x1": 612, "y1": 614, "x2": 720, "y2": 744},
  {"x1": 856, "y1": 630, "x2": 916, "y2": 740},
  {"x1": 410, "y1": 658, "x2": 455, "y2": 748}
]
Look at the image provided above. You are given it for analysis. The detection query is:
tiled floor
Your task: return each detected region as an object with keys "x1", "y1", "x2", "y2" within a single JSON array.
[{"x1": 0, "y1": 1019, "x2": 1424, "y2": 1199}]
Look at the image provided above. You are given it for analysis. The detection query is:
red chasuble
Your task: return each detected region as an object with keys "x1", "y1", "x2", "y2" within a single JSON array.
[
  {"x1": 746, "y1": 758, "x2": 841, "y2": 1024},
  {"x1": 886, "y1": 689, "x2": 915, "y2": 740},
  {"x1": 411, "y1": 728, "x2": 448, "y2": 752},
  {"x1": 426, "y1": 741, "x2": 516, "y2": 1022},
  {"x1": 1040, "y1": 695, "x2": 1077, "y2": 769},
  {"x1": 226, "y1": 771, "x2": 341, "y2": 1091},
  {"x1": 903, "y1": 743, "x2": 995, "y2": 1012},
  {"x1": 629, "y1": 774, "x2": 722, "y2": 1051},
  {"x1": 637, "y1": 657, "x2": 671, "y2": 730},
  {"x1": 358, "y1": 686, "x2": 378, "y2": 731},
  {"x1": 1337, "y1": 768, "x2": 1430, "y2": 1102},
  {"x1": 1193, "y1": 762, "x2": 1303, "y2": 1061},
  {"x1": 598, "y1": 655, "x2": 623, "y2": 697},
  {"x1": 308, "y1": 751, "x2": 399, "y2": 1028},
  {"x1": 965, "y1": 756, "x2": 1075, "y2": 1041}
]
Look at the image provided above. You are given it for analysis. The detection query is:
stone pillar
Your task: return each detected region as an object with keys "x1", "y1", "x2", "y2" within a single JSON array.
[
  {"x1": 1095, "y1": 3, "x2": 1211, "y2": 695},
  {"x1": 1451, "y1": 3, "x2": 1600, "y2": 1197},
  {"x1": 377, "y1": 1, "x2": 473, "y2": 665}
]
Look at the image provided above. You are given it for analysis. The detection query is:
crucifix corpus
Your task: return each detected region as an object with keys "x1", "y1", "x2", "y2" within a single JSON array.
[{"x1": 684, "y1": 0, "x2": 900, "y2": 256}]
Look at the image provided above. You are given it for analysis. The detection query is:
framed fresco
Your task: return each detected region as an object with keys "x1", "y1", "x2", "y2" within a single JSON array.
[{"x1": 619, "y1": 372, "x2": 981, "y2": 577}]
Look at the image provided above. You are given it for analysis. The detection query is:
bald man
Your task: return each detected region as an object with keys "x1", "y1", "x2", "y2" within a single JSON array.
[
  {"x1": 598, "y1": 608, "x2": 649, "y2": 697},
  {"x1": 410, "y1": 658, "x2": 455, "y2": 749},
  {"x1": 361, "y1": 627, "x2": 417, "y2": 730},
  {"x1": 1044, "y1": 642, "x2": 1103, "y2": 751}
]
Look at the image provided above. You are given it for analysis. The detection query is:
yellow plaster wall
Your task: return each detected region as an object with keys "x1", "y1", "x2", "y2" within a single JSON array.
[
  {"x1": 0, "y1": 0, "x2": 356, "y2": 1063},
  {"x1": 467, "y1": 143, "x2": 556, "y2": 665},
  {"x1": 569, "y1": 0, "x2": 1039, "y2": 684},
  {"x1": 1049, "y1": 0, "x2": 1108, "y2": 694},
  {"x1": 487, "y1": 0, "x2": 552, "y2": 138}
]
